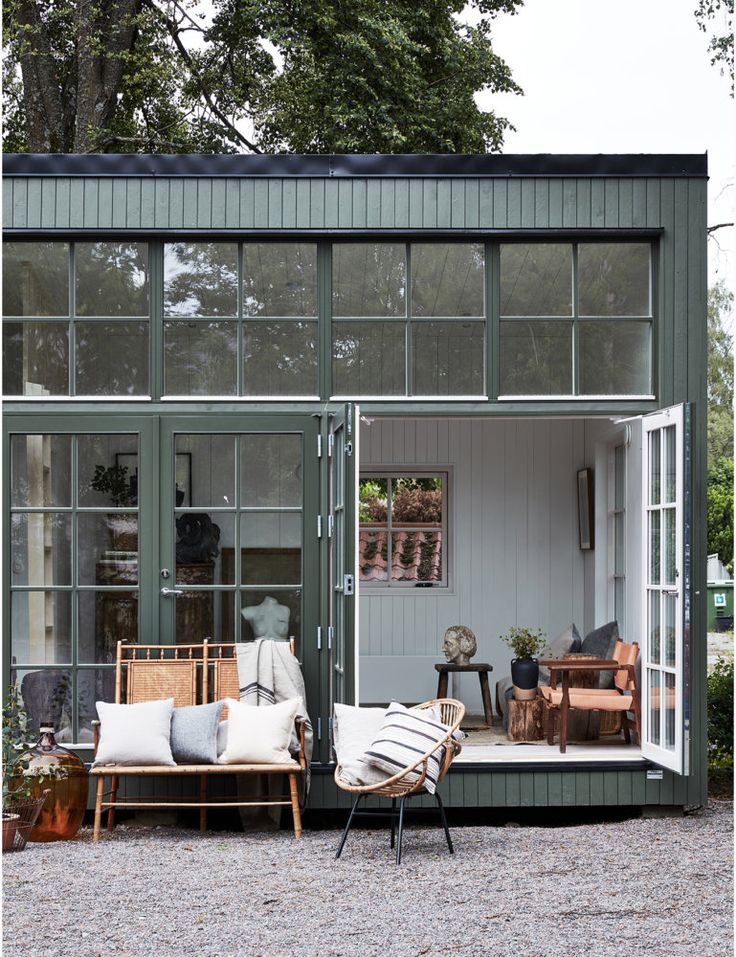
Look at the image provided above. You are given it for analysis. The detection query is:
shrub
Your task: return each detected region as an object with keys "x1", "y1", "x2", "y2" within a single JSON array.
[{"x1": 708, "y1": 656, "x2": 734, "y2": 769}]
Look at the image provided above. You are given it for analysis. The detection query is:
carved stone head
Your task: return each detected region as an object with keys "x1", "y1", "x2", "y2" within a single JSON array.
[{"x1": 442, "y1": 625, "x2": 478, "y2": 666}]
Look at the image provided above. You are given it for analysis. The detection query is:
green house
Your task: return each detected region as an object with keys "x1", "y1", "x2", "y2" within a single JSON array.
[{"x1": 2, "y1": 153, "x2": 708, "y2": 813}]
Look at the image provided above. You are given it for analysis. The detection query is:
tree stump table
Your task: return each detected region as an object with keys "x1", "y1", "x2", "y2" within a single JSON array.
[
  {"x1": 507, "y1": 693, "x2": 546, "y2": 742},
  {"x1": 434, "y1": 663, "x2": 493, "y2": 729}
]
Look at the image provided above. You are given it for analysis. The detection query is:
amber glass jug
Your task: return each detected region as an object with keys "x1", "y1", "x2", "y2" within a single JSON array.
[{"x1": 25, "y1": 725, "x2": 88, "y2": 842}]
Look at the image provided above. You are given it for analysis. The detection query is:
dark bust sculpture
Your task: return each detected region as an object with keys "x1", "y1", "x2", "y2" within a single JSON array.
[{"x1": 175, "y1": 514, "x2": 221, "y2": 564}]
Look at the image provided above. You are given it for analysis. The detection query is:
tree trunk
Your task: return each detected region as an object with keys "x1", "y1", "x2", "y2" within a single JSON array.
[{"x1": 16, "y1": 0, "x2": 65, "y2": 152}]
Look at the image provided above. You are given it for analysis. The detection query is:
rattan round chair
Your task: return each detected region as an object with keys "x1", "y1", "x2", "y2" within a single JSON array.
[{"x1": 334, "y1": 698, "x2": 465, "y2": 864}]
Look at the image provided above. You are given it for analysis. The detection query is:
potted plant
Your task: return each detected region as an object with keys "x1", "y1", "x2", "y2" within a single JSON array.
[
  {"x1": 500, "y1": 627, "x2": 547, "y2": 701},
  {"x1": 90, "y1": 464, "x2": 138, "y2": 550}
]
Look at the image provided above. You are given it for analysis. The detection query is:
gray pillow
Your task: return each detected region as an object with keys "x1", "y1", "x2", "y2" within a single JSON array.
[
  {"x1": 538, "y1": 624, "x2": 582, "y2": 685},
  {"x1": 581, "y1": 621, "x2": 619, "y2": 687},
  {"x1": 170, "y1": 701, "x2": 224, "y2": 764}
]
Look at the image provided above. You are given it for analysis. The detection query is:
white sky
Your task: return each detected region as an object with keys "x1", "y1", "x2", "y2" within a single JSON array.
[{"x1": 475, "y1": 0, "x2": 735, "y2": 311}]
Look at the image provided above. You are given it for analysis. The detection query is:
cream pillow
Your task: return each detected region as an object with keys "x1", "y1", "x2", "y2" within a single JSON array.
[
  {"x1": 333, "y1": 703, "x2": 395, "y2": 787},
  {"x1": 94, "y1": 698, "x2": 176, "y2": 767},
  {"x1": 218, "y1": 698, "x2": 300, "y2": 765}
]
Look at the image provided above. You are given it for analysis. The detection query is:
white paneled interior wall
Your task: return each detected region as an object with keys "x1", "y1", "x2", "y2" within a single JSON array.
[{"x1": 358, "y1": 417, "x2": 611, "y2": 712}]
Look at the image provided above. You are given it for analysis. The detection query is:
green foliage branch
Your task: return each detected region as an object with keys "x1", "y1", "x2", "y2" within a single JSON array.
[
  {"x1": 500, "y1": 626, "x2": 547, "y2": 659},
  {"x1": 708, "y1": 656, "x2": 734, "y2": 768}
]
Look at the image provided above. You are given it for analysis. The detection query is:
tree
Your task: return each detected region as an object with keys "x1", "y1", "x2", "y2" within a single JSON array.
[
  {"x1": 695, "y1": 0, "x2": 734, "y2": 95},
  {"x1": 708, "y1": 457, "x2": 734, "y2": 571},
  {"x1": 2, "y1": 0, "x2": 523, "y2": 154},
  {"x1": 707, "y1": 281, "x2": 734, "y2": 465}
]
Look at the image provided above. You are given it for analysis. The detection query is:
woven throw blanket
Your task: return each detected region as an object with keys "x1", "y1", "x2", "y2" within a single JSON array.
[{"x1": 235, "y1": 639, "x2": 313, "y2": 799}]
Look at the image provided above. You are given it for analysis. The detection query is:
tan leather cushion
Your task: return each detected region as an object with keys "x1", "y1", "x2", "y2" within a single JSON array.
[{"x1": 540, "y1": 686, "x2": 633, "y2": 711}]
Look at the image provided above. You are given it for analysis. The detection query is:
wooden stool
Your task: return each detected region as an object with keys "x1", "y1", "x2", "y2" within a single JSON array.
[{"x1": 434, "y1": 663, "x2": 493, "y2": 728}]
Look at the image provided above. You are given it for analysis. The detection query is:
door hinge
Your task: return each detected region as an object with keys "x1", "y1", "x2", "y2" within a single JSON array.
[
  {"x1": 344, "y1": 574, "x2": 355, "y2": 596},
  {"x1": 317, "y1": 514, "x2": 323, "y2": 538},
  {"x1": 317, "y1": 434, "x2": 323, "y2": 458},
  {"x1": 317, "y1": 717, "x2": 322, "y2": 741},
  {"x1": 328, "y1": 514, "x2": 334, "y2": 538},
  {"x1": 328, "y1": 625, "x2": 334, "y2": 650},
  {"x1": 316, "y1": 625, "x2": 322, "y2": 651},
  {"x1": 345, "y1": 441, "x2": 353, "y2": 457}
]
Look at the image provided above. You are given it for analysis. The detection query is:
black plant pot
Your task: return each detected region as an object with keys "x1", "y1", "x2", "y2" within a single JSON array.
[{"x1": 511, "y1": 656, "x2": 539, "y2": 701}]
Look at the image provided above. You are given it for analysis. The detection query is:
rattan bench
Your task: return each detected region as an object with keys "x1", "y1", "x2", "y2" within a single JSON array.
[{"x1": 90, "y1": 640, "x2": 306, "y2": 842}]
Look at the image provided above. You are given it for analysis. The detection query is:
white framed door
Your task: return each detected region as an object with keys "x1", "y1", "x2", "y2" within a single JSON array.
[{"x1": 641, "y1": 403, "x2": 691, "y2": 774}]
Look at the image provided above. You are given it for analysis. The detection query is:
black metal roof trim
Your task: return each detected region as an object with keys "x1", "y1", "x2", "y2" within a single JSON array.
[{"x1": 3, "y1": 153, "x2": 708, "y2": 178}]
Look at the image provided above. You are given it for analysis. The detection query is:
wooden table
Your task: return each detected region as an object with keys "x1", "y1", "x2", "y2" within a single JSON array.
[{"x1": 435, "y1": 663, "x2": 493, "y2": 728}]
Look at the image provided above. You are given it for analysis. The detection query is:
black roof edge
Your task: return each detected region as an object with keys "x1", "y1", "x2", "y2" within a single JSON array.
[{"x1": 2, "y1": 153, "x2": 708, "y2": 178}]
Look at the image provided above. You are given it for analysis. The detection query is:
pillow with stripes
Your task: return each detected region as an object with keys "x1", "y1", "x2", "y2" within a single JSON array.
[{"x1": 363, "y1": 702, "x2": 457, "y2": 795}]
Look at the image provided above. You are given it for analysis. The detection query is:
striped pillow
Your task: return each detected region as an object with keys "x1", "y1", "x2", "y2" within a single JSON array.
[{"x1": 364, "y1": 702, "x2": 456, "y2": 795}]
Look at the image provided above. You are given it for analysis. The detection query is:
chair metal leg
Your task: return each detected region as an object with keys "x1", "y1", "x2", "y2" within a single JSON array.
[
  {"x1": 396, "y1": 796, "x2": 407, "y2": 865},
  {"x1": 335, "y1": 794, "x2": 362, "y2": 859},
  {"x1": 435, "y1": 791, "x2": 454, "y2": 854},
  {"x1": 390, "y1": 798, "x2": 396, "y2": 849}
]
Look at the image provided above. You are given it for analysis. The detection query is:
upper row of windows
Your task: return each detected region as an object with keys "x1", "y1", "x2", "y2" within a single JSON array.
[{"x1": 2, "y1": 240, "x2": 653, "y2": 399}]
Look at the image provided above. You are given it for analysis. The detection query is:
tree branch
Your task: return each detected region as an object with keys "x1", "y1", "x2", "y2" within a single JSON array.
[{"x1": 708, "y1": 222, "x2": 735, "y2": 233}]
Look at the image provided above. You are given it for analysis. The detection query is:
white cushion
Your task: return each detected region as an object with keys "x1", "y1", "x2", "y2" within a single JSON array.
[
  {"x1": 333, "y1": 703, "x2": 391, "y2": 787},
  {"x1": 216, "y1": 719, "x2": 228, "y2": 757},
  {"x1": 364, "y1": 702, "x2": 453, "y2": 795},
  {"x1": 93, "y1": 698, "x2": 176, "y2": 767},
  {"x1": 218, "y1": 697, "x2": 299, "y2": 765}
]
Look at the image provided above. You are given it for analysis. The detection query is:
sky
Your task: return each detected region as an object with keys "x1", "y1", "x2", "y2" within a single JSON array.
[{"x1": 474, "y1": 0, "x2": 735, "y2": 315}]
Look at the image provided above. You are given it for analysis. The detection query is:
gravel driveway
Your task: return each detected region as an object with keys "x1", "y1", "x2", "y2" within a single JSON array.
[{"x1": 3, "y1": 801, "x2": 732, "y2": 957}]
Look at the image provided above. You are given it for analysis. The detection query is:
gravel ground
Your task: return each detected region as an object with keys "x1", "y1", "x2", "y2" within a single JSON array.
[{"x1": 3, "y1": 801, "x2": 732, "y2": 957}]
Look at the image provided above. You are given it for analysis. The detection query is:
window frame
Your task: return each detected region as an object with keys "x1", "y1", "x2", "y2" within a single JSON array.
[{"x1": 358, "y1": 467, "x2": 451, "y2": 591}]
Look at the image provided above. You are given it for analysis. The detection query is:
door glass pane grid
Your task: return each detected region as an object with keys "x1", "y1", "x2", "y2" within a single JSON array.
[
  {"x1": 172, "y1": 432, "x2": 303, "y2": 646},
  {"x1": 9, "y1": 433, "x2": 138, "y2": 742}
]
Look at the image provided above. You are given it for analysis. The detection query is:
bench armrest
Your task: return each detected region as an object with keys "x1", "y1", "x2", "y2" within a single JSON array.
[{"x1": 91, "y1": 718, "x2": 101, "y2": 756}]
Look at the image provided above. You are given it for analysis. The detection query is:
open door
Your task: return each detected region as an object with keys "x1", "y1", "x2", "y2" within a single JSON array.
[
  {"x1": 641, "y1": 403, "x2": 691, "y2": 774},
  {"x1": 328, "y1": 404, "x2": 359, "y2": 723}
]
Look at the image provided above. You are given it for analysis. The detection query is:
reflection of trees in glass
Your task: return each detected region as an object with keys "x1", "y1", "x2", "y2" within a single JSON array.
[
  {"x1": 164, "y1": 243, "x2": 238, "y2": 316},
  {"x1": 243, "y1": 322, "x2": 317, "y2": 395},
  {"x1": 75, "y1": 322, "x2": 148, "y2": 395},
  {"x1": 578, "y1": 243, "x2": 650, "y2": 316},
  {"x1": 578, "y1": 321, "x2": 650, "y2": 394},
  {"x1": 164, "y1": 321, "x2": 238, "y2": 394},
  {"x1": 2, "y1": 242, "x2": 69, "y2": 317},
  {"x1": 411, "y1": 244, "x2": 484, "y2": 317},
  {"x1": 75, "y1": 242, "x2": 149, "y2": 317},
  {"x1": 332, "y1": 322, "x2": 405, "y2": 394},
  {"x1": 2, "y1": 322, "x2": 69, "y2": 395},
  {"x1": 500, "y1": 321, "x2": 572, "y2": 395},
  {"x1": 332, "y1": 244, "x2": 406, "y2": 317},
  {"x1": 500, "y1": 244, "x2": 572, "y2": 316},
  {"x1": 243, "y1": 243, "x2": 317, "y2": 317}
]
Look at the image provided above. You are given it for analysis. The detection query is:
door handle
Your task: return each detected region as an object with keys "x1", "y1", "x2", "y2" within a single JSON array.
[{"x1": 160, "y1": 587, "x2": 184, "y2": 597}]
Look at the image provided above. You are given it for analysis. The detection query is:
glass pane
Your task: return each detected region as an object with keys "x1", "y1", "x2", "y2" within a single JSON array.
[
  {"x1": 175, "y1": 434, "x2": 235, "y2": 508},
  {"x1": 239, "y1": 590, "x2": 301, "y2": 643},
  {"x1": 359, "y1": 529, "x2": 388, "y2": 583},
  {"x1": 11, "y1": 434, "x2": 72, "y2": 507},
  {"x1": 664, "y1": 425, "x2": 677, "y2": 503},
  {"x1": 243, "y1": 243, "x2": 317, "y2": 317},
  {"x1": 663, "y1": 591, "x2": 677, "y2": 668},
  {"x1": 332, "y1": 321, "x2": 405, "y2": 395},
  {"x1": 173, "y1": 589, "x2": 215, "y2": 645},
  {"x1": 412, "y1": 321, "x2": 484, "y2": 395},
  {"x1": 359, "y1": 478, "x2": 388, "y2": 525},
  {"x1": 164, "y1": 242, "x2": 238, "y2": 317},
  {"x1": 499, "y1": 320, "x2": 572, "y2": 395},
  {"x1": 391, "y1": 477, "x2": 443, "y2": 525},
  {"x1": 11, "y1": 593, "x2": 72, "y2": 664},
  {"x1": 2, "y1": 321, "x2": 69, "y2": 395},
  {"x1": 78, "y1": 434, "x2": 138, "y2": 507},
  {"x1": 500, "y1": 244, "x2": 572, "y2": 316},
  {"x1": 391, "y1": 531, "x2": 443, "y2": 583},
  {"x1": 411, "y1": 243, "x2": 484, "y2": 317},
  {"x1": 78, "y1": 514, "x2": 138, "y2": 585},
  {"x1": 240, "y1": 435, "x2": 302, "y2": 507},
  {"x1": 332, "y1": 243, "x2": 406, "y2": 317},
  {"x1": 649, "y1": 590, "x2": 661, "y2": 665},
  {"x1": 75, "y1": 321, "x2": 149, "y2": 395},
  {"x1": 663, "y1": 507, "x2": 676, "y2": 585},
  {"x1": 75, "y1": 242, "x2": 149, "y2": 317},
  {"x1": 664, "y1": 672, "x2": 676, "y2": 750},
  {"x1": 218, "y1": 592, "x2": 237, "y2": 642},
  {"x1": 243, "y1": 321, "x2": 318, "y2": 396},
  {"x1": 578, "y1": 243, "x2": 650, "y2": 317},
  {"x1": 14, "y1": 669, "x2": 73, "y2": 738},
  {"x1": 649, "y1": 511, "x2": 661, "y2": 585},
  {"x1": 11, "y1": 513, "x2": 72, "y2": 586},
  {"x1": 3, "y1": 242, "x2": 69, "y2": 316},
  {"x1": 614, "y1": 444, "x2": 625, "y2": 510},
  {"x1": 578, "y1": 321, "x2": 651, "y2": 395},
  {"x1": 79, "y1": 591, "x2": 137, "y2": 664},
  {"x1": 239, "y1": 513, "x2": 302, "y2": 585},
  {"x1": 649, "y1": 431, "x2": 661, "y2": 505},
  {"x1": 164, "y1": 321, "x2": 237, "y2": 395},
  {"x1": 80, "y1": 670, "x2": 116, "y2": 741},
  {"x1": 648, "y1": 669, "x2": 661, "y2": 746},
  {"x1": 176, "y1": 513, "x2": 233, "y2": 584}
]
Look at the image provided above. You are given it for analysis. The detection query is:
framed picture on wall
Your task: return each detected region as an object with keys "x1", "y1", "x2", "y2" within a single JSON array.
[
  {"x1": 577, "y1": 467, "x2": 594, "y2": 550},
  {"x1": 115, "y1": 452, "x2": 193, "y2": 507}
]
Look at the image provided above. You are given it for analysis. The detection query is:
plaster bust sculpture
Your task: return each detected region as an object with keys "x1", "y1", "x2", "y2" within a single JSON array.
[
  {"x1": 442, "y1": 625, "x2": 478, "y2": 666},
  {"x1": 242, "y1": 596, "x2": 291, "y2": 640}
]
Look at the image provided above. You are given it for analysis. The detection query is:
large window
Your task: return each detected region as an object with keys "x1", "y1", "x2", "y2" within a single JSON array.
[
  {"x1": 3, "y1": 242, "x2": 150, "y2": 396},
  {"x1": 163, "y1": 242, "x2": 318, "y2": 396},
  {"x1": 359, "y1": 473, "x2": 447, "y2": 587},
  {"x1": 499, "y1": 242, "x2": 653, "y2": 397},
  {"x1": 332, "y1": 243, "x2": 485, "y2": 397}
]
